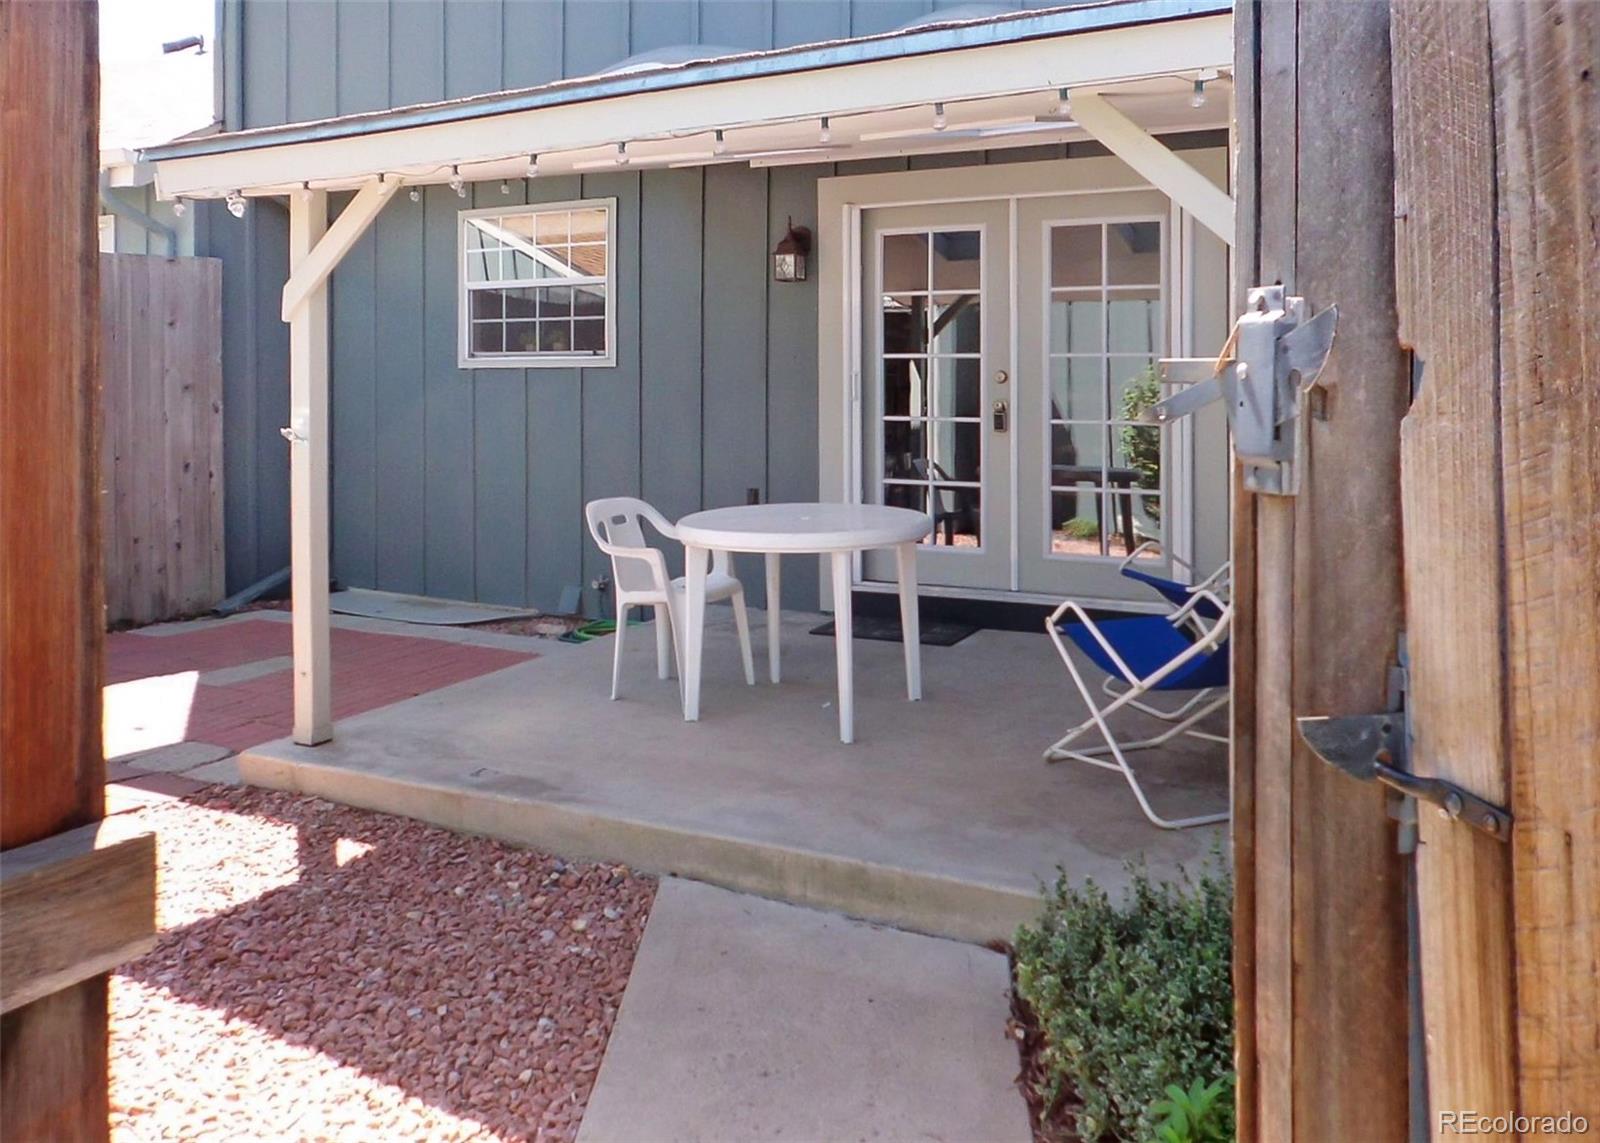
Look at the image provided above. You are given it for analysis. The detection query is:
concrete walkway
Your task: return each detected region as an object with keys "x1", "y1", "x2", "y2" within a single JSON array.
[{"x1": 577, "y1": 878, "x2": 1032, "y2": 1143}]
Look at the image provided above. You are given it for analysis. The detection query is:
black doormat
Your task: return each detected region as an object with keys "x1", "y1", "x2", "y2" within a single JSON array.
[{"x1": 809, "y1": 615, "x2": 978, "y2": 646}]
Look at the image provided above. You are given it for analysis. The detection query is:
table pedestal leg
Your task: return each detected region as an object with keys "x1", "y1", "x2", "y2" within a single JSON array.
[
  {"x1": 896, "y1": 541, "x2": 922, "y2": 701},
  {"x1": 830, "y1": 551, "x2": 854, "y2": 744},
  {"x1": 682, "y1": 544, "x2": 707, "y2": 721},
  {"x1": 765, "y1": 553, "x2": 781, "y2": 684}
]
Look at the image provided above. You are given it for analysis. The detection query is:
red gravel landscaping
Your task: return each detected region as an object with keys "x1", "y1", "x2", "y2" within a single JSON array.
[{"x1": 110, "y1": 785, "x2": 656, "y2": 1142}]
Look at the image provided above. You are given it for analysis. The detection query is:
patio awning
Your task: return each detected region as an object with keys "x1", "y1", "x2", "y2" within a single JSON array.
[{"x1": 142, "y1": 0, "x2": 1232, "y2": 202}]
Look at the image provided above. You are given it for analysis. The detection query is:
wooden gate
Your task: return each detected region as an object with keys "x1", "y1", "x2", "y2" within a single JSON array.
[
  {"x1": 100, "y1": 253, "x2": 224, "y2": 626},
  {"x1": 1233, "y1": 1, "x2": 1599, "y2": 1138}
]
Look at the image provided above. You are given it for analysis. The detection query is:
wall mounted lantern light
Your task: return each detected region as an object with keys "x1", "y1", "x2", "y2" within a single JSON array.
[{"x1": 773, "y1": 217, "x2": 811, "y2": 283}]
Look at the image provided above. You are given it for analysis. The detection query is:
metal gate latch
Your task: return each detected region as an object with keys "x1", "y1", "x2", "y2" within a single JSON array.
[
  {"x1": 1297, "y1": 714, "x2": 1512, "y2": 841},
  {"x1": 1146, "y1": 284, "x2": 1338, "y2": 496}
]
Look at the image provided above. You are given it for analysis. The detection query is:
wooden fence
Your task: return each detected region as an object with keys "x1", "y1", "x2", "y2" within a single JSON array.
[{"x1": 100, "y1": 253, "x2": 224, "y2": 626}]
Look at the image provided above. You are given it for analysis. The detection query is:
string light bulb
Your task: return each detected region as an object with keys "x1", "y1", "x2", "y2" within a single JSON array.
[
  {"x1": 1190, "y1": 78, "x2": 1207, "y2": 109},
  {"x1": 171, "y1": 198, "x2": 188, "y2": 217},
  {"x1": 526, "y1": 153, "x2": 540, "y2": 179},
  {"x1": 933, "y1": 102, "x2": 947, "y2": 131},
  {"x1": 225, "y1": 191, "x2": 246, "y2": 218},
  {"x1": 409, "y1": 187, "x2": 421, "y2": 202},
  {"x1": 713, "y1": 129, "x2": 726, "y2": 155},
  {"x1": 819, "y1": 116, "x2": 831, "y2": 144},
  {"x1": 614, "y1": 142, "x2": 629, "y2": 166},
  {"x1": 449, "y1": 166, "x2": 466, "y2": 196},
  {"x1": 500, "y1": 180, "x2": 510, "y2": 195},
  {"x1": 1056, "y1": 87, "x2": 1071, "y2": 117}
]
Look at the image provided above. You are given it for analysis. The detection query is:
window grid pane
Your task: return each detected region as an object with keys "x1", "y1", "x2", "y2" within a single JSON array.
[{"x1": 464, "y1": 205, "x2": 610, "y2": 361}]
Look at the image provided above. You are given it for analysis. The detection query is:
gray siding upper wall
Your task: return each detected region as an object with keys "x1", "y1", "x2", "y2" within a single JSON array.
[{"x1": 226, "y1": 0, "x2": 1067, "y2": 130}]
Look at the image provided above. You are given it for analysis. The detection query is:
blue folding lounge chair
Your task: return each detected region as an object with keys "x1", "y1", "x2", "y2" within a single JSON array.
[
  {"x1": 1044, "y1": 588, "x2": 1231, "y2": 830},
  {"x1": 1117, "y1": 540, "x2": 1230, "y2": 620},
  {"x1": 1104, "y1": 542, "x2": 1232, "y2": 726}
]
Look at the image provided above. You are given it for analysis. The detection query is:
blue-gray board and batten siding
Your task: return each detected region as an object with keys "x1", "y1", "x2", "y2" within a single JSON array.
[{"x1": 204, "y1": 0, "x2": 1212, "y2": 615}]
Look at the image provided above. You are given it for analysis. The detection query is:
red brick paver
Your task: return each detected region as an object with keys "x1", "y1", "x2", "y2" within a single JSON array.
[{"x1": 107, "y1": 619, "x2": 535, "y2": 754}]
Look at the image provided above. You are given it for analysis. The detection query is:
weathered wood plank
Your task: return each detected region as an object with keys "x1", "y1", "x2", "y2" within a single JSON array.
[
  {"x1": 1240, "y1": 2, "x2": 1412, "y2": 1138},
  {"x1": 1490, "y1": 0, "x2": 1600, "y2": 1119},
  {"x1": 1290, "y1": 4, "x2": 1411, "y2": 1139},
  {"x1": 0, "y1": 824, "x2": 157, "y2": 1015},
  {"x1": 1390, "y1": 0, "x2": 1519, "y2": 1127},
  {"x1": 1228, "y1": 4, "x2": 1262, "y2": 1138},
  {"x1": 1, "y1": 0, "x2": 113, "y2": 1133}
]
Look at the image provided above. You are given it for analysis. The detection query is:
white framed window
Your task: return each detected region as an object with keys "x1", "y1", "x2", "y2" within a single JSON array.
[{"x1": 458, "y1": 198, "x2": 616, "y2": 369}]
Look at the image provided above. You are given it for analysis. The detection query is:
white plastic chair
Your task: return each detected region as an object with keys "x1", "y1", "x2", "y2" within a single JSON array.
[{"x1": 583, "y1": 497, "x2": 755, "y2": 700}]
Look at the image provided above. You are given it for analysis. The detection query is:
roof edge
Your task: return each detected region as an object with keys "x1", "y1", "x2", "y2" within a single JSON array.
[{"x1": 142, "y1": 0, "x2": 1229, "y2": 163}]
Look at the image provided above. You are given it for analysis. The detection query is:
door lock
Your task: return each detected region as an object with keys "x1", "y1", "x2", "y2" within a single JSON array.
[{"x1": 992, "y1": 399, "x2": 1009, "y2": 433}]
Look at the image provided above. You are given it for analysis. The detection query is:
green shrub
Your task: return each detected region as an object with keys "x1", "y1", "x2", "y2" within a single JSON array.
[
  {"x1": 1013, "y1": 859, "x2": 1234, "y2": 1142},
  {"x1": 1150, "y1": 1077, "x2": 1234, "y2": 1143}
]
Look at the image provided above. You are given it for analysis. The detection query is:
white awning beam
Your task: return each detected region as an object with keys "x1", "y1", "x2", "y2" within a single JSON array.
[
  {"x1": 151, "y1": 14, "x2": 1231, "y2": 199},
  {"x1": 280, "y1": 178, "x2": 400, "y2": 321},
  {"x1": 1067, "y1": 89, "x2": 1235, "y2": 245}
]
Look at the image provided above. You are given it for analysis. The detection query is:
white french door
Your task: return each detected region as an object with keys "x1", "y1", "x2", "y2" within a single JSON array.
[
  {"x1": 857, "y1": 191, "x2": 1175, "y2": 600},
  {"x1": 859, "y1": 201, "x2": 1012, "y2": 590}
]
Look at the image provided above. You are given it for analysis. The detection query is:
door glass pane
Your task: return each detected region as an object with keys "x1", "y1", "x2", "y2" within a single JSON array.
[
  {"x1": 931, "y1": 231, "x2": 981, "y2": 290},
  {"x1": 1107, "y1": 221, "x2": 1161, "y2": 285},
  {"x1": 1048, "y1": 358, "x2": 1104, "y2": 422},
  {"x1": 928, "y1": 421, "x2": 981, "y2": 484},
  {"x1": 882, "y1": 234, "x2": 929, "y2": 292},
  {"x1": 930, "y1": 486, "x2": 980, "y2": 547},
  {"x1": 1109, "y1": 360, "x2": 1161, "y2": 423},
  {"x1": 929, "y1": 358, "x2": 980, "y2": 419},
  {"x1": 1049, "y1": 291, "x2": 1103, "y2": 355},
  {"x1": 882, "y1": 422, "x2": 925, "y2": 480},
  {"x1": 1108, "y1": 288, "x2": 1162, "y2": 354},
  {"x1": 1104, "y1": 492, "x2": 1160, "y2": 555},
  {"x1": 1050, "y1": 486, "x2": 1103, "y2": 557},
  {"x1": 1049, "y1": 423, "x2": 1105, "y2": 476},
  {"x1": 883, "y1": 357, "x2": 924, "y2": 418},
  {"x1": 931, "y1": 295, "x2": 981, "y2": 355},
  {"x1": 1049, "y1": 225, "x2": 1101, "y2": 288},
  {"x1": 883, "y1": 481, "x2": 926, "y2": 515},
  {"x1": 882, "y1": 295, "x2": 927, "y2": 355},
  {"x1": 1111, "y1": 424, "x2": 1162, "y2": 492},
  {"x1": 1098, "y1": 490, "x2": 1139, "y2": 557}
]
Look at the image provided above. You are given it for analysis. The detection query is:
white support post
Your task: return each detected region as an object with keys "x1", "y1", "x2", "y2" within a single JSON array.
[
  {"x1": 286, "y1": 187, "x2": 332, "y2": 745},
  {"x1": 1068, "y1": 90, "x2": 1235, "y2": 246}
]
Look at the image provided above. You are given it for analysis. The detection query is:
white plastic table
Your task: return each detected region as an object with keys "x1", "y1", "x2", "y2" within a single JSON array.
[{"x1": 675, "y1": 503, "x2": 934, "y2": 744}]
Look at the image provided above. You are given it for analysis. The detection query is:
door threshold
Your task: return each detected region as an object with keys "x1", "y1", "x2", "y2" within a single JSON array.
[{"x1": 851, "y1": 584, "x2": 1164, "y2": 634}]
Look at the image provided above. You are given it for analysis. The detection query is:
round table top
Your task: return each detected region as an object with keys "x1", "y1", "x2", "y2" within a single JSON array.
[{"x1": 676, "y1": 503, "x2": 933, "y2": 553}]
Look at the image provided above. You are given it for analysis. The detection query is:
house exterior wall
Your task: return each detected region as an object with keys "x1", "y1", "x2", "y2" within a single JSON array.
[{"x1": 202, "y1": 0, "x2": 1228, "y2": 615}]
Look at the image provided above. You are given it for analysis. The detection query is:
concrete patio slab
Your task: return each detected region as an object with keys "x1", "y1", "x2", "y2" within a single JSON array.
[
  {"x1": 241, "y1": 608, "x2": 1226, "y2": 942},
  {"x1": 576, "y1": 878, "x2": 1031, "y2": 1143}
]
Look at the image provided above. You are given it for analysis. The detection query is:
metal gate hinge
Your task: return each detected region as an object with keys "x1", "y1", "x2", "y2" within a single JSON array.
[
  {"x1": 1148, "y1": 283, "x2": 1339, "y2": 496},
  {"x1": 1296, "y1": 714, "x2": 1513, "y2": 842}
]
